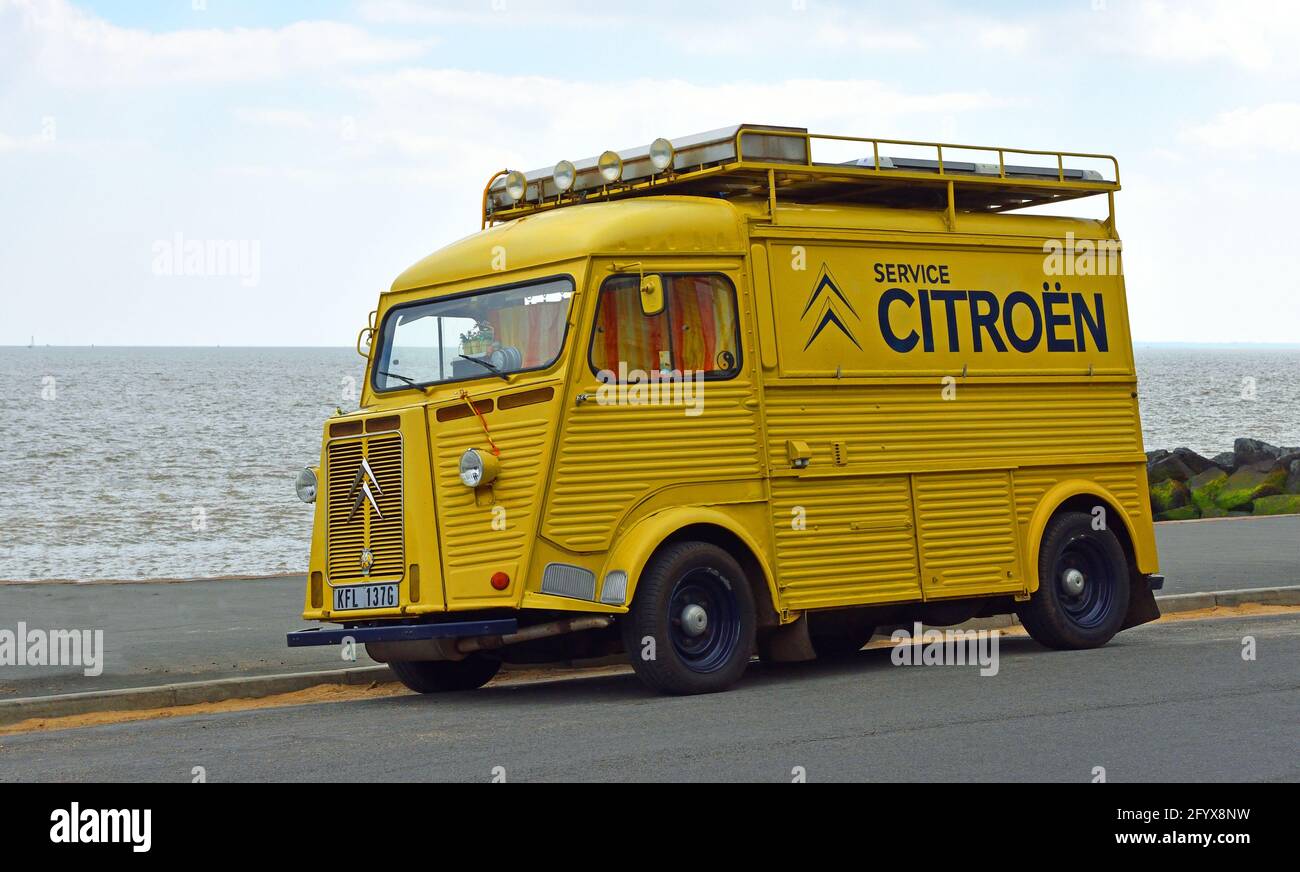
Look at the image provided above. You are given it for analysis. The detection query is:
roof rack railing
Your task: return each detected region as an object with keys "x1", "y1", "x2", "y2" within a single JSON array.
[{"x1": 482, "y1": 124, "x2": 1120, "y2": 227}]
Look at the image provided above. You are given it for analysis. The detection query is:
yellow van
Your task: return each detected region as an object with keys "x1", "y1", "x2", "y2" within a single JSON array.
[{"x1": 287, "y1": 124, "x2": 1163, "y2": 695}]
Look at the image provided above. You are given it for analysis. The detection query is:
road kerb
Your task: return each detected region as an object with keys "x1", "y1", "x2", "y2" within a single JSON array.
[{"x1": 0, "y1": 666, "x2": 392, "y2": 727}]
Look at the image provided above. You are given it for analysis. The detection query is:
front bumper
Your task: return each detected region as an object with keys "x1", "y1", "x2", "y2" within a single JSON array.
[{"x1": 286, "y1": 618, "x2": 518, "y2": 648}]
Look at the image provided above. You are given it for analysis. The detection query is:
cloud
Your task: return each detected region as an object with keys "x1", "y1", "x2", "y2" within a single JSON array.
[
  {"x1": 0, "y1": 130, "x2": 55, "y2": 152},
  {"x1": 342, "y1": 68, "x2": 1005, "y2": 160},
  {"x1": 1183, "y1": 102, "x2": 1300, "y2": 154},
  {"x1": 0, "y1": 0, "x2": 431, "y2": 87},
  {"x1": 361, "y1": 0, "x2": 925, "y2": 56},
  {"x1": 1097, "y1": 0, "x2": 1300, "y2": 72},
  {"x1": 977, "y1": 23, "x2": 1033, "y2": 52},
  {"x1": 358, "y1": 0, "x2": 625, "y2": 29},
  {"x1": 232, "y1": 107, "x2": 318, "y2": 130}
]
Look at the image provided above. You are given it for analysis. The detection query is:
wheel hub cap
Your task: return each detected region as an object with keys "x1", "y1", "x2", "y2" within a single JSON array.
[
  {"x1": 1060, "y1": 567, "x2": 1086, "y2": 597},
  {"x1": 680, "y1": 603, "x2": 709, "y2": 637}
]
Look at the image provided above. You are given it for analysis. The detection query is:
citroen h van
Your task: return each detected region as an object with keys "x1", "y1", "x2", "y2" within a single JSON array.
[{"x1": 287, "y1": 124, "x2": 1163, "y2": 695}]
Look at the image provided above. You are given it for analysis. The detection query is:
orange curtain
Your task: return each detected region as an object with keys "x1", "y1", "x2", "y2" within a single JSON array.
[
  {"x1": 489, "y1": 299, "x2": 568, "y2": 367},
  {"x1": 590, "y1": 275, "x2": 738, "y2": 375},
  {"x1": 594, "y1": 278, "x2": 667, "y2": 373},
  {"x1": 668, "y1": 275, "x2": 736, "y2": 372}
]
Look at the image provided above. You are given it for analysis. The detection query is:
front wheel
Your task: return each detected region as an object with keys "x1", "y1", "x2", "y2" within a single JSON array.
[
  {"x1": 1017, "y1": 510, "x2": 1130, "y2": 649},
  {"x1": 389, "y1": 655, "x2": 501, "y2": 693},
  {"x1": 620, "y1": 541, "x2": 756, "y2": 695}
]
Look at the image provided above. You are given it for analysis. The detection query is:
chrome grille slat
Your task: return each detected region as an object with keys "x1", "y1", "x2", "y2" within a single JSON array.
[{"x1": 326, "y1": 432, "x2": 405, "y2": 583}]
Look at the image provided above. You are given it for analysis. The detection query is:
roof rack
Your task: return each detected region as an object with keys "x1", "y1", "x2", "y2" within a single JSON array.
[{"x1": 482, "y1": 124, "x2": 1120, "y2": 228}]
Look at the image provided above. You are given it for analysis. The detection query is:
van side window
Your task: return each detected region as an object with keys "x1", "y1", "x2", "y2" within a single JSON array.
[{"x1": 589, "y1": 274, "x2": 741, "y2": 380}]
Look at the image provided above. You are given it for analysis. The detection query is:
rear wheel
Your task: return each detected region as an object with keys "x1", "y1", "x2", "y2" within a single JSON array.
[
  {"x1": 1017, "y1": 510, "x2": 1130, "y2": 649},
  {"x1": 621, "y1": 541, "x2": 756, "y2": 695},
  {"x1": 808, "y1": 609, "x2": 876, "y2": 659},
  {"x1": 389, "y1": 655, "x2": 501, "y2": 693}
]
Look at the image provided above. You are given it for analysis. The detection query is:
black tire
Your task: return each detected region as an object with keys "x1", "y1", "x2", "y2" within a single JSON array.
[
  {"x1": 808, "y1": 609, "x2": 875, "y2": 659},
  {"x1": 620, "y1": 541, "x2": 756, "y2": 695},
  {"x1": 389, "y1": 655, "x2": 501, "y2": 693},
  {"x1": 1017, "y1": 510, "x2": 1130, "y2": 650}
]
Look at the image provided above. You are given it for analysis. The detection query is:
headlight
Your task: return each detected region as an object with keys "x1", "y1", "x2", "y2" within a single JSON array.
[
  {"x1": 295, "y1": 467, "x2": 318, "y2": 503},
  {"x1": 459, "y1": 448, "x2": 500, "y2": 488}
]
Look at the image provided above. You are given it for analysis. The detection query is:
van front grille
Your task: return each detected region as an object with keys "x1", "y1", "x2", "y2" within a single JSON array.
[{"x1": 326, "y1": 433, "x2": 404, "y2": 583}]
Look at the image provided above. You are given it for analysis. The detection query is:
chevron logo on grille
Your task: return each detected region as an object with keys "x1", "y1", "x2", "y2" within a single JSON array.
[{"x1": 346, "y1": 458, "x2": 384, "y2": 523}]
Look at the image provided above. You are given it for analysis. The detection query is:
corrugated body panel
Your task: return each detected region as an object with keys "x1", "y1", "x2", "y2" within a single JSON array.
[
  {"x1": 912, "y1": 470, "x2": 1023, "y2": 596},
  {"x1": 770, "y1": 474, "x2": 922, "y2": 610},
  {"x1": 433, "y1": 416, "x2": 550, "y2": 570},
  {"x1": 1013, "y1": 463, "x2": 1146, "y2": 527},
  {"x1": 764, "y1": 381, "x2": 1140, "y2": 471},
  {"x1": 326, "y1": 434, "x2": 404, "y2": 582},
  {"x1": 543, "y1": 381, "x2": 763, "y2": 550}
]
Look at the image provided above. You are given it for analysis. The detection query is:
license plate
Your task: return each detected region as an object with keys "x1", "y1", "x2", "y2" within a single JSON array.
[{"x1": 333, "y1": 582, "x2": 399, "y2": 611}]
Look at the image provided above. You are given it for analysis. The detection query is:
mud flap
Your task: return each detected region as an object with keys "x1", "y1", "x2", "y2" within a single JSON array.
[
  {"x1": 1121, "y1": 575, "x2": 1162, "y2": 630},
  {"x1": 757, "y1": 614, "x2": 817, "y2": 662}
]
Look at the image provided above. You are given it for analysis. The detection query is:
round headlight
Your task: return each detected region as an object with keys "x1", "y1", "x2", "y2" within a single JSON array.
[
  {"x1": 295, "y1": 467, "x2": 318, "y2": 503},
  {"x1": 598, "y1": 150, "x2": 623, "y2": 183},
  {"x1": 553, "y1": 160, "x2": 576, "y2": 192},
  {"x1": 504, "y1": 170, "x2": 528, "y2": 202},
  {"x1": 649, "y1": 137, "x2": 674, "y2": 172},
  {"x1": 458, "y1": 448, "x2": 500, "y2": 488}
]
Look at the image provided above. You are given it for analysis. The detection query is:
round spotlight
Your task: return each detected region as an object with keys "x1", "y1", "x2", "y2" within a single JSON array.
[
  {"x1": 553, "y1": 160, "x2": 576, "y2": 192},
  {"x1": 504, "y1": 170, "x2": 528, "y2": 202},
  {"x1": 649, "y1": 137, "x2": 674, "y2": 172},
  {"x1": 598, "y1": 150, "x2": 623, "y2": 183}
]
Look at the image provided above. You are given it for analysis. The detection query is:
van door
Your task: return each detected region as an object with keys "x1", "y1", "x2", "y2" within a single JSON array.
[{"x1": 540, "y1": 265, "x2": 766, "y2": 560}]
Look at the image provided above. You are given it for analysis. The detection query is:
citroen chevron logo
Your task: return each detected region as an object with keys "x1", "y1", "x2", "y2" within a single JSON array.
[
  {"x1": 346, "y1": 458, "x2": 384, "y2": 523},
  {"x1": 801, "y1": 264, "x2": 862, "y2": 350}
]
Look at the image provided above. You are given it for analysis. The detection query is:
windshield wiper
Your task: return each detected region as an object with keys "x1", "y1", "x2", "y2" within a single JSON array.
[
  {"x1": 378, "y1": 370, "x2": 418, "y2": 387},
  {"x1": 459, "y1": 354, "x2": 510, "y2": 381}
]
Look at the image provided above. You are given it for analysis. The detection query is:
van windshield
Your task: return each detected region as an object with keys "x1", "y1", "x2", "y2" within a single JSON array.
[{"x1": 372, "y1": 277, "x2": 574, "y2": 390}]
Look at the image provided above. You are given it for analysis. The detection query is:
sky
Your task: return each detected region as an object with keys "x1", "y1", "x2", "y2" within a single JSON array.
[{"x1": 1, "y1": 0, "x2": 1298, "y2": 346}]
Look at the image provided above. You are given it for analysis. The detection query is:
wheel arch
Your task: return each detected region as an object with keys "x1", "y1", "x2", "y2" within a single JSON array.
[
  {"x1": 604, "y1": 507, "x2": 781, "y2": 627},
  {"x1": 1025, "y1": 480, "x2": 1151, "y2": 592}
]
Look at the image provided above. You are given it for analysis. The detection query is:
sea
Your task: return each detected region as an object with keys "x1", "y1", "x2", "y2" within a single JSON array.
[{"x1": 1, "y1": 345, "x2": 1297, "y2": 582}]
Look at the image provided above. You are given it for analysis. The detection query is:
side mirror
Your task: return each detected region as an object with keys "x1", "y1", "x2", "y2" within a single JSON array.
[
  {"x1": 356, "y1": 309, "x2": 377, "y2": 358},
  {"x1": 639, "y1": 274, "x2": 665, "y2": 316}
]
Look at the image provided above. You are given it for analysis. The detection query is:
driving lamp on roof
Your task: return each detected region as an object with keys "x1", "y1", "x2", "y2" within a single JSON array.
[
  {"x1": 504, "y1": 170, "x2": 528, "y2": 202},
  {"x1": 649, "y1": 137, "x2": 674, "y2": 172},
  {"x1": 553, "y1": 160, "x2": 576, "y2": 192},
  {"x1": 598, "y1": 150, "x2": 623, "y2": 183}
]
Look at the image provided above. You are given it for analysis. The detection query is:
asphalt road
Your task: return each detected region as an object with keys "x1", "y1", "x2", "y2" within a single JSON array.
[
  {"x1": 1, "y1": 613, "x2": 1296, "y2": 782},
  {"x1": 1, "y1": 514, "x2": 1296, "y2": 700}
]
